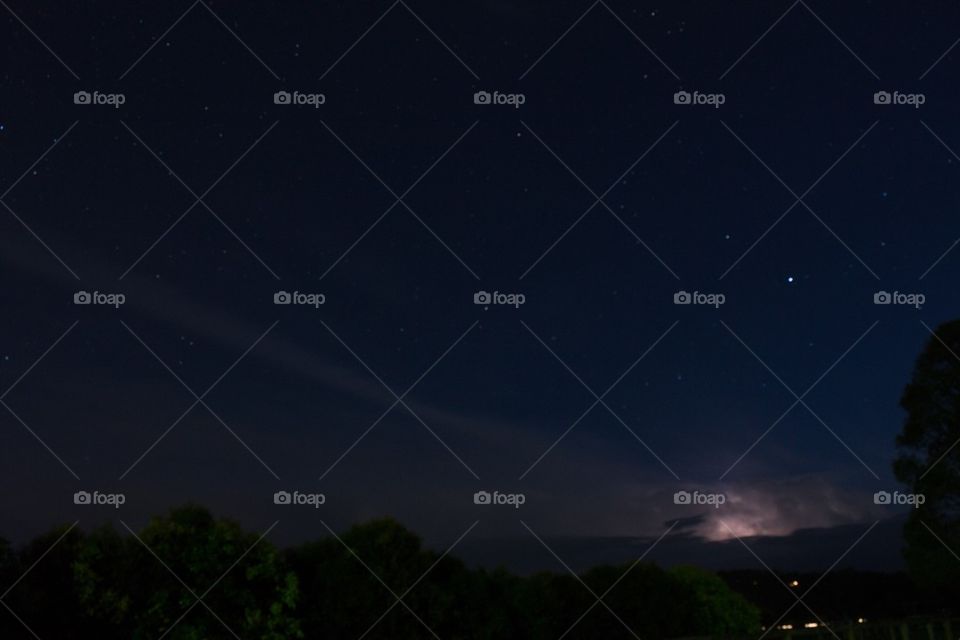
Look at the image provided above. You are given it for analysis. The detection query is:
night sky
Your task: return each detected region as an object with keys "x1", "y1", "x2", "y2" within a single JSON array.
[{"x1": 2, "y1": 1, "x2": 959, "y2": 573}]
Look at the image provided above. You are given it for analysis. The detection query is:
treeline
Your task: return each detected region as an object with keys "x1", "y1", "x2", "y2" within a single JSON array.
[{"x1": 0, "y1": 505, "x2": 760, "y2": 639}]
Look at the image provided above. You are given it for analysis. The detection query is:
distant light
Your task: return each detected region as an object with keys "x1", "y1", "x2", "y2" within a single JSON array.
[
  {"x1": 857, "y1": 618, "x2": 866, "y2": 624},
  {"x1": 787, "y1": 276, "x2": 794, "y2": 283},
  {"x1": 804, "y1": 622, "x2": 818, "y2": 629},
  {"x1": 779, "y1": 624, "x2": 793, "y2": 630},
  {"x1": 789, "y1": 579, "x2": 799, "y2": 587}
]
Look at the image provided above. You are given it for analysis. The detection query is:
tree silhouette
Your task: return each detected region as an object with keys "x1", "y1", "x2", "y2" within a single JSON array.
[
  {"x1": 74, "y1": 505, "x2": 300, "y2": 640},
  {"x1": 895, "y1": 318, "x2": 960, "y2": 598},
  {"x1": 0, "y1": 508, "x2": 769, "y2": 638}
]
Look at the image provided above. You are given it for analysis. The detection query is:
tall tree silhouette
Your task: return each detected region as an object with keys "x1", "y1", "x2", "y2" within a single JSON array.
[{"x1": 895, "y1": 319, "x2": 960, "y2": 597}]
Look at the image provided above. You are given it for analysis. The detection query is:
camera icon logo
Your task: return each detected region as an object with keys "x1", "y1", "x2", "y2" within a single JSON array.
[
  {"x1": 474, "y1": 291, "x2": 492, "y2": 305},
  {"x1": 274, "y1": 291, "x2": 292, "y2": 305},
  {"x1": 474, "y1": 91, "x2": 492, "y2": 105},
  {"x1": 74, "y1": 91, "x2": 91, "y2": 105},
  {"x1": 74, "y1": 291, "x2": 92, "y2": 304},
  {"x1": 673, "y1": 291, "x2": 692, "y2": 305},
  {"x1": 673, "y1": 490, "x2": 692, "y2": 505},
  {"x1": 873, "y1": 490, "x2": 891, "y2": 505},
  {"x1": 274, "y1": 491, "x2": 292, "y2": 505},
  {"x1": 274, "y1": 91, "x2": 292, "y2": 105},
  {"x1": 873, "y1": 291, "x2": 891, "y2": 305},
  {"x1": 473, "y1": 490, "x2": 492, "y2": 505},
  {"x1": 673, "y1": 91, "x2": 692, "y2": 105},
  {"x1": 74, "y1": 490, "x2": 92, "y2": 505},
  {"x1": 873, "y1": 91, "x2": 891, "y2": 105}
]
